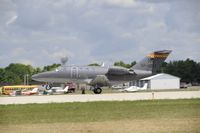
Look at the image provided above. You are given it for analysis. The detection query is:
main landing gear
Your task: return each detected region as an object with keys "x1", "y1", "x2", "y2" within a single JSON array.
[{"x1": 93, "y1": 86, "x2": 102, "y2": 94}]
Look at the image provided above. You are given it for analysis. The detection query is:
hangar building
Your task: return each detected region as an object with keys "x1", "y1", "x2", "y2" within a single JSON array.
[{"x1": 139, "y1": 73, "x2": 180, "y2": 90}]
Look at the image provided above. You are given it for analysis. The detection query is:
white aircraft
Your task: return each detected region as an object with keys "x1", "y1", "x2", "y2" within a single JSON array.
[
  {"x1": 121, "y1": 83, "x2": 148, "y2": 92},
  {"x1": 21, "y1": 87, "x2": 39, "y2": 95},
  {"x1": 45, "y1": 86, "x2": 69, "y2": 94}
]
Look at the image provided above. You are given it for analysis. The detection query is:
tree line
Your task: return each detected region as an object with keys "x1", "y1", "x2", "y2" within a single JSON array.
[
  {"x1": 0, "y1": 63, "x2": 61, "y2": 85},
  {"x1": 161, "y1": 59, "x2": 200, "y2": 83},
  {"x1": 0, "y1": 59, "x2": 199, "y2": 85}
]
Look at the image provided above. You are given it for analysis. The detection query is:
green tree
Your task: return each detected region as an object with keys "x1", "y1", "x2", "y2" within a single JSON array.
[
  {"x1": 0, "y1": 68, "x2": 5, "y2": 83},
  {"x1": 33, "y1": 67, "x2": 42, "y2": 74},
  {"x1": 197, "y1": 63, "x2": 200, "y2": 82},
  {"x1": 114, "y1": 61, "x2": 136, "y2": 68},
  {"x1": 43, "y1": 64, "x2": 61, "y2": 72},
  {"x1": 88, "y1": 63, "x2": 101, "y2": 66},
  {"x1": 163, "y1": 59, "x2": 200, "y2": 83},
  {"x1": 4, "y1": 63, "x2": 35, "y2": 84},
  {"x1": 3, "y1": 71, "x2": 21, "y2": 84}
]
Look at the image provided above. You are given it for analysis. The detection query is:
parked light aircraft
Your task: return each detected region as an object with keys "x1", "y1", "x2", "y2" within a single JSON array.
[
  {"x1": 32, "y1": 50, "x2": 171, "y2": 94},
  {"x1": 21, "y1": 88, "x2": 39, "y2": 95},
  {"x1": 120, "y1": 83, "x2": 148, "y2": 92},
  {"x1": 45, "y1": 86, "x2": 69, "y2": 95}
]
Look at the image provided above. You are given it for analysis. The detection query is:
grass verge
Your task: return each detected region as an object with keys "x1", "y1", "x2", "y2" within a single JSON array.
[
  {"x1": 0, "y1": 99, "x2": 200, "y2": 133},
  {"x1": 0, "y1": 99, "x2": 200, "y2": 124}
]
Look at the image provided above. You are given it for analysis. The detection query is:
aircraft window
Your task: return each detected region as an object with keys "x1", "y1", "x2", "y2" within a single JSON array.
[
  {"x1": 56, "y1": 66, "x2": 68, "y2": 72},
  {"x1": 55, "y1": 67, "x2": 62, "y2": 72},
  {"x1": 129, "y1": 69, "x2": 135, "y2": 74}
]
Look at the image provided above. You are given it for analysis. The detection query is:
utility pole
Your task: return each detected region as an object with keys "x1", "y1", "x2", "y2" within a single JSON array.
[
  {"x1": 24, "y1": 75, "x2": 26, "y2": 85},
  {"x1": 26, "y1": 74, "x2": 29, "y2": 85},
  {"x1": 24, "y1": 74, "x2": 29, "y2": 85}
]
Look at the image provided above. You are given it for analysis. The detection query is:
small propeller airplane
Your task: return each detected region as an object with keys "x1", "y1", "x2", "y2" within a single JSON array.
[
  {"x1": 120, "y1": 83, "x2": 148, "y2": 92},
  {"x1": 21, "y1": 87, "x2": 39, "y2": 95},
  {"x1": 32, "y1": 50, "x2": 171, "y2": 94}
]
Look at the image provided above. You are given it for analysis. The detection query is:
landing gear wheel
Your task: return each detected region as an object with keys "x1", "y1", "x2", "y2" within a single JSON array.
[
  {"x1": 45, "y1": 84, "x2": 52, "y2": 90},
  {"x1": 93, "y1": 87, "x2": 102, "y2": 94}
]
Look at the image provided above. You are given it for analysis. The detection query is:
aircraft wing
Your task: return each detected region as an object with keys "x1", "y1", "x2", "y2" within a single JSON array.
[{"x1": 90, "y1": 75, "x2": 110, "y2": 87}]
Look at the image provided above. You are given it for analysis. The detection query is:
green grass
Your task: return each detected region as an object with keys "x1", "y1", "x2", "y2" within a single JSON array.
[{"x1": 0, "y1": 99, "x2": 200, "y2": 125}]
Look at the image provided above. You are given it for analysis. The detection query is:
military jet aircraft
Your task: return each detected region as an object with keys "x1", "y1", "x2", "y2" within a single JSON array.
[{"x1": 32, "y1": 50, "x2": 171, "y2": 94}]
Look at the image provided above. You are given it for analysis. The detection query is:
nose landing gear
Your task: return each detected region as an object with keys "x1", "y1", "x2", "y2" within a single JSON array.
[{"x1": 45, "y1": 84, "x2": 52, "y2": 90}]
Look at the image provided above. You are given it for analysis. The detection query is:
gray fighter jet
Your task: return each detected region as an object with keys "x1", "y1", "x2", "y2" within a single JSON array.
[{"x1": 32, "y1": 50, "x2": 171, "y2": 94}]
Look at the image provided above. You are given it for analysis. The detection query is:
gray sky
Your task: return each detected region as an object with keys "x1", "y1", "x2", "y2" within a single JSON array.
[{"x1": 0, "y1": 0, "x2": 200, "y2": 67}]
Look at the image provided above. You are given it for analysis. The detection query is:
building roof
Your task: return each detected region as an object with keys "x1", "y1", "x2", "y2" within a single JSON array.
[{"x1": 140, "y1": 73, "x2": 180, "y2": 80}]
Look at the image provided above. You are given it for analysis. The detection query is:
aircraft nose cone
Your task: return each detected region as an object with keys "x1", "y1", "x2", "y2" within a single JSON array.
[
  {"x1": 32, "y1": 74, "x2": 40, "y2": 81},
  {"x1": 32, "y1": 72, "x2": 50, "y2": 81},
  {"x1": 32, "y1": 71, "x2": 59, "y2": 82}
]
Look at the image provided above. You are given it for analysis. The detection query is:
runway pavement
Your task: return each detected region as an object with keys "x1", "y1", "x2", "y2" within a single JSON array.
[{"x1": 0, "y1": 91, "x2": 200, "y2": 105}]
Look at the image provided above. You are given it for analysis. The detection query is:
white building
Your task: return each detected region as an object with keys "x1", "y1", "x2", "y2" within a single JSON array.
[{"x1": 140, "y1": 73, "x2": 180, "y2": 90}]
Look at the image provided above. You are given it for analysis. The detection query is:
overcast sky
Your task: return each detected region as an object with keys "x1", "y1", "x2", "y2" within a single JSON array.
[{"x1": 0, "y1": 0, "x2": 200, "y2": 67}]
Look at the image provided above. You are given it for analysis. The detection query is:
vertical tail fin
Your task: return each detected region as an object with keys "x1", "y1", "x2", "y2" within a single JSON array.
[
  {"x1": 132, "y1": 50, "x2": 172, "y2": 74},
  {"x1": 31, "y1": 88, "x2": 39, "y2": 93}
]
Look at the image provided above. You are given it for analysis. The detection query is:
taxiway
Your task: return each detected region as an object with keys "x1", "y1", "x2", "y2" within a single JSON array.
[{"x1": 0, "y1": 91, "x2": 200, "y2": 105}]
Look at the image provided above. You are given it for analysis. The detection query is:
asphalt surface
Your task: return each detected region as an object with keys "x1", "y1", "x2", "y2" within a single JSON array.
[{"x1": 0, "y1": 91, "x2": 200, "y2": 105}]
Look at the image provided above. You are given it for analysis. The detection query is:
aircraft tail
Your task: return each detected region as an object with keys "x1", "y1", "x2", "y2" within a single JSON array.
[
  {"x1": 30, "y1": 88, "x2": 39, "y2": 93},
  {"x1": 140, "y1": 83, "x2": 148, "y2": 90},
  {"x1": 132, "y1": 50, "x2": 172, "y2": 73},
  {"x1": 64, "y1": 86, "x2": 69, "y2": 92}
]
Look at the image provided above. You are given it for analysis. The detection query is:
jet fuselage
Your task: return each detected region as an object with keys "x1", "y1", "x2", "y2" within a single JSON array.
[{"x1": 32, "y1": 65, "x2": 151, "y2": 86}]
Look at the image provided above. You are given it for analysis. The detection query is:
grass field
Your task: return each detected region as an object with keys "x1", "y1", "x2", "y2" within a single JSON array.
[{"x1": 0, "y1": 99, "x2": 200, "y2": 133}]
